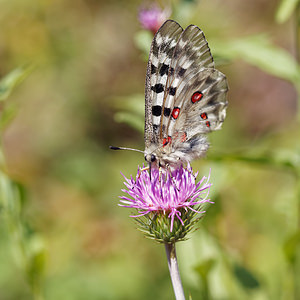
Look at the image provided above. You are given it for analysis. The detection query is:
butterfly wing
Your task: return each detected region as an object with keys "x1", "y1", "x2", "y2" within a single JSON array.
[
  {"x1": 144, "y1": 20, "x2": 183, "y2": 149},
  {"x1": 144, "y1": 20, "x2": 228, "y2": 166},
  {"x1": 160, "y1": 24, "x2": 217, "y2": 143},
  {"x1": 168, "y1": 68, "x2": 228, "y2": 163}
]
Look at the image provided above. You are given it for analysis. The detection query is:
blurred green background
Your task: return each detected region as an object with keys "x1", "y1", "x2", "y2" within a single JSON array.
[{"x1": 0, "y1": 0, "x2": 300, "y2": 299}]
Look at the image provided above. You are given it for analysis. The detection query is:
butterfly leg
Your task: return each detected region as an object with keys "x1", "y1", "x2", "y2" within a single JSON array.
[
  {"x1": 165, "y1": 163, "x2": 180, "y2": 191},
  {"x1": 136, "y1": 166, "x2": 150, "y2": 180},
  {"x1": 131, "y1": 166, "x2": 150, "y2": 189},
  {"x1": 158, "y1": 166, "x2": 162, "y2": 183},
  {"x1": 137, "y1": 164, "x2": 154, "y2": 181},
  {"x1": 185, "y1": 166, "x2": 196, "y2": 180},
  {"x1": 139, "y1": 166, "x2": 149, "y2": 173}
]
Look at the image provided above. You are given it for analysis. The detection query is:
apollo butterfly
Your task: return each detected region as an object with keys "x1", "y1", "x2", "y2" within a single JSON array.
[
  {"x1": 143, "y1": 20, "x2": 228, "y2": 168},
  {"x1": 111, "y1": 20, "x2": 228, "y2": 170}
]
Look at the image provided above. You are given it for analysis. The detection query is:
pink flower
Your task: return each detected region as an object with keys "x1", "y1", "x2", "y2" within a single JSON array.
[
  {"x1": 138, "y1": 5, "x2": 171, "y2": 33},
  {"x1": 120, "y1": 164, "x2": 212, "y2": 242}
]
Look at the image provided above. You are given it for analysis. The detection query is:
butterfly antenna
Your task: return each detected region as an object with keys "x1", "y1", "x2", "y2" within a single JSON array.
[
  {"x1": 149, "y1": 142, "x2": 168, "y2": 156},
  {"x1": 109, "y1": 146, "x2": 144, "y2": 154}
]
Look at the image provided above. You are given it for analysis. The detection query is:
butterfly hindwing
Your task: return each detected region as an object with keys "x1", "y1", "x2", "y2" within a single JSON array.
[
  {"x1": 172, "y1": 69, "x2": 227, "y2": 133},
  {"x1": 169, "y1": 69, "x2": 228, "y2": 161}
]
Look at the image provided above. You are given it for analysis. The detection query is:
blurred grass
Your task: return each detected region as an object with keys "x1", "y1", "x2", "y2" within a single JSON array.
[{"x1": 0, "y1": 0, "x2": 300, "y2": 299}]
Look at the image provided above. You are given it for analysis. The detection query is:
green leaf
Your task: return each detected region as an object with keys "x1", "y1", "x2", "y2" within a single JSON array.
[
  {"x1": 113, "y1": 94, "x2": 144, "y2": 132},
  {"x1": 212, "y1": 35, "x2": 300, "y2": 85},
  {"x1": 0, "y1": 170, "x2": 22, "y2": 215},
  {"x1": 114, "y1": 112, "x2": 144, "y2": 132},
  {"x1": 0, "y1": 64, "x2": 33, "y2": 102},
  {"x1": 208, "y1": 150, "x2": 299, "y2": 174},
  {"x1": 283, "y1": 231, "x2": 300, "y2": 264},
  {"x1": 113, "y1": 94, "x2": 144, "y2": 116},
  {"x1": 134, "y1": 30, "x2": 153, "y2": 59},
  {"x1": 194, "y1": 258, "x2": 216, "y2": 280},
  {"x1": 27, "y1": 235, "x2": 47, "y2": 291},
  {"x1": 233, "y1": 263, "x2": 260, "y2": 289},
  {"x1": 0, "y1": 102, "x2": 18, "y2": 130},
  {"x1": 275, "y1": 0, "x2": 300, "y2": 23}
]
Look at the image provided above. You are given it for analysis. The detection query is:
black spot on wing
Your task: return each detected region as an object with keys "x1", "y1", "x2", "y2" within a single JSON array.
[
  {"x1": 163, "y1": 108, "x2": 171, "y2": 117},
  {"x1": 152, "y1": 105, "x2": 162, "y2": 116},
  {"x1": 168, "y1": 87, "x2": 177, "y2": 96},
  {"x1": 180, "y1": 137, "x2": 199, "y2": 153},
  {"x1": 151, "y1": 84, "x2": 164, "y2": 93},
  {"x1": 153, "y1": 124, "x2": 159, "y2": 132},
  {"x1": 151, "y1": 64, "x2": 157, "y2": 74},
  {"x1": 178, "y1": 67, "x2": 186, "y2": 77},
  {"x1": 160, "y1": 42, "x2": 168, "y2": 53},
  {"x1": 160, "y1": 63, "x2": 169, "y2": 76},
  {"x1": 188, "y1": 136, "x2": 200, "y2": 150},
  {"x1": 152, "y1": 40, "x2": 159, "y2": 56},
  {"x1": 205, "y1": 75, "x2": 216, "y2": 86},
  {"x1": 173, "y1": 47, "x2": 183, "y2": 59}
]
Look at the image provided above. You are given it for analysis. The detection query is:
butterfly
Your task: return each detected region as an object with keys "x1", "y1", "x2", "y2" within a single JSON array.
[
  {"x1": 143, "y1": 20, "x2": 228, "y2": 169},
  {"x1": 111, "y1": 20, "x2": 228, "y2": 170}
]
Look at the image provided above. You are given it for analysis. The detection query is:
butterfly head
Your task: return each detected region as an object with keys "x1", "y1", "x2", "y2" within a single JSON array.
[
  {"x1": 145, "y1": 153, "x2": 157, "y2": 164},
  {"x1": 145, "y1": 152, "x2": 168, "y2": 169},
  {"x1": 144, "y1": 144, "x2": 177, "y2": 168},
  {"x1": 144, "y1": 144, "x2": 159, "y2": 166}
]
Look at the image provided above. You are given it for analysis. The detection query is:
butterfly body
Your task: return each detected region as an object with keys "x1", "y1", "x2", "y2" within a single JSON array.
[{"x1": 144, "y1": 20, "x2": 228, "y2": 169}]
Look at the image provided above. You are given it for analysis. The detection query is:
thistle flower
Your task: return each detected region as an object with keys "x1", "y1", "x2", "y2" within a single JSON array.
[
  {"x1": 138, "y1": 5, "x2": 171, "y2": 34},
  {"x1": 120, "y1": 164, "x2": 212, "y2": 243}
]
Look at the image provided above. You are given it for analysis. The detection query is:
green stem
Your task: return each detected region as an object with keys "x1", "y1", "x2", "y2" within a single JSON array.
[
  {"x1": 165, "y1": 243, "x2": 185, "y2": 300},
  {"x1": 295, "y1": 171, "x2": 300, "y2": 300},
  {"x1": 295, "y1": 2, "x2": 300, "y2": 63},
  {"x1": 32, "y1": 284, "x2": 44, "y2": 300},
  {"x1": 295, "y1": 4, "x2": 300, "y2": 299},
  {"x1": 295, "y1": 2, "x2": 300, "y2": 123}
]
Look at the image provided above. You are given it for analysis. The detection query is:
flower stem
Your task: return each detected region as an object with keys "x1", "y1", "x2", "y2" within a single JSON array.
[
  {"x1": 165, "y1": 243, "x2": 185, "y2": 300},
  {"x1": 295, "y1": 2, "x2": 300, "y2": 63}
]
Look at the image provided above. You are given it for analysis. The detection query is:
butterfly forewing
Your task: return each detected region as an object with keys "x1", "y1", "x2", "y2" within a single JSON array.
[
  {"x1": 160, "y1": 24, "x2": 215, "y2": 140},
  {"x1": 144, "y1": 20, "x2": 183, "y2": 148}
]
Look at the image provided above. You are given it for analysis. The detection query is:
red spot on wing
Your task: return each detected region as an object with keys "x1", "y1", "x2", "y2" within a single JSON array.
[
  {"x1": 191, "y1": 91, "x2": 203, "y2": 103},
  {"x1": 180, "y1": 132, "x2": 187, "y2": 142},
  {"x1": 163, "y1": 136, "x2": 172, "y2": 147},
  {"x1": 200, "y1": 113, "x2": 207, "y2": 120},
  {"x1": 206, "y1": 121, "x2": 210, "y2": 127},
  {"x1": 171, "y1": 107, "x2": 180, "y2": 119}
]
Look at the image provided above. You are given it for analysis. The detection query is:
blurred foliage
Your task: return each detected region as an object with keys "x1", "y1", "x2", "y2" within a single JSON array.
[
  {"x1": 0, "y1": 170, "x2": 46, "y2": 300},
  {"x1": 0, "y1": 0, "x2": 300, "y2": 299},
  {"x1": 276, "y1": 0, "x2": 300, "y2": 23},
  {"x1": 0, "y1": 65, "x2": 34, "y2": 130},
  {"x1": 113, "y1": 94, "x2": 145, "y2": 132},
  {"x1": 0, "y1": 65, "x2": 33, "y2": 102},
  {"x1": 212, "y1": 35, "x2": 300, "y2": 86}
]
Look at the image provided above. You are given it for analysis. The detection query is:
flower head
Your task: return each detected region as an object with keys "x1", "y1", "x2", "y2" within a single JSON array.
[
  {"x1": 138, "y1": 5, "x2": 171, "y2": 34},
  {"x1": 120, "y1": 164, "x2": 212, "y2": 243}
]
